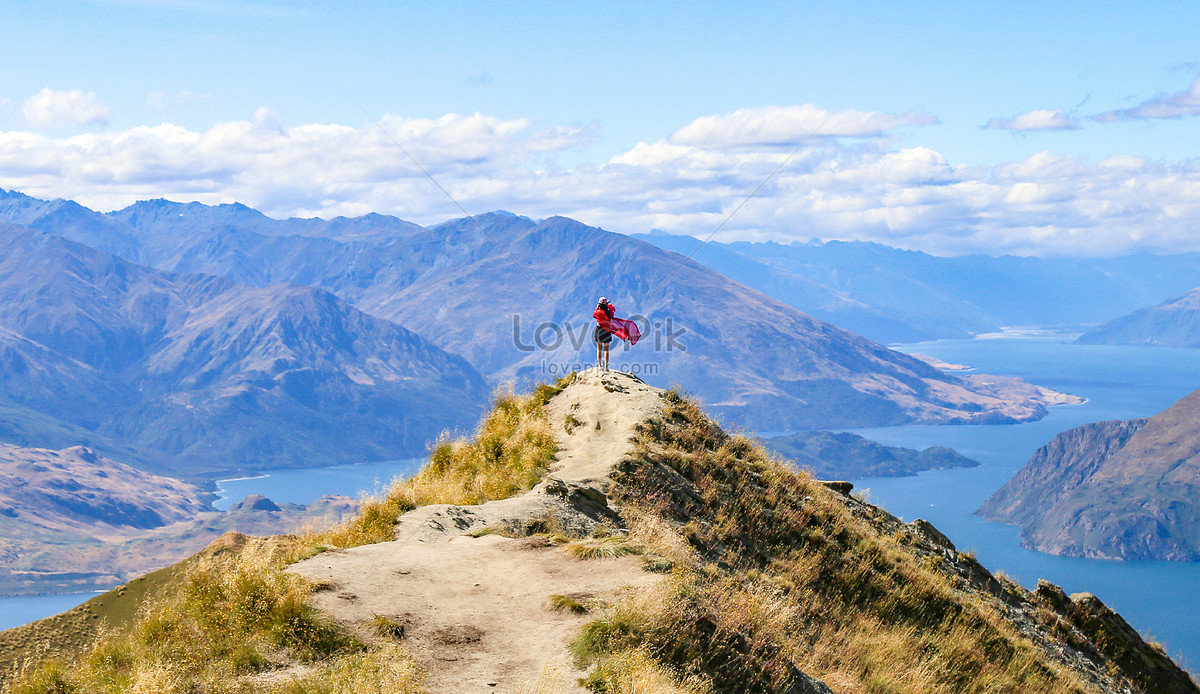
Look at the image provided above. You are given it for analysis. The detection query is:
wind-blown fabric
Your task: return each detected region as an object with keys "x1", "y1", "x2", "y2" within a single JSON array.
[{"x1": 593, "y1": 303, "x2": 641, "y2": 346}]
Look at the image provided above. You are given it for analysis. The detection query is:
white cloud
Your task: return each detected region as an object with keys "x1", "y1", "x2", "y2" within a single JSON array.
[
  {"x1": 985, "y1": 109, "x2": 1081, "y2": 131},
  {"x1": 22, "y1": 88, "x2": 111, "y2": 130},
  {"x1": 669, "y1": 105, "x2": 938, "y2": 148},
  {"x1": 1095, "y1": 76, "x2": 1200, "y2": 122},
  {"x1": 2, "y1": 106, "x2": 1200, "y2": 257}
]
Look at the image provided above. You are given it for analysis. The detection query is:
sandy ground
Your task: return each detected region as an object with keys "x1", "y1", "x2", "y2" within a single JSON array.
[{"x1": 289, "y1": 369, "x2": 666, "y2": 692}]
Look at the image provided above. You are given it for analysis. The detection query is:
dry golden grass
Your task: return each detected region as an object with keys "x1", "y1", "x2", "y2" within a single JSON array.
[
  {"x1": 516, "y1": 662, "x2": 569, "y2": 694},
  {"x1": 580, "y1": 647, "x2": 714, "y2": 694},
  {"x1": 564, "y1": 536, "x2": 642, "y2": 560},
  {"x1": 294, "y1": 380, "x2": 563, "y2": 557},
  {"x1": 267, "y1": 643, "x2": 424, "y2": 694},
  {"x1": 400, "y1": 384, "x2": 557, "y2": 507},
  {"x1": 571, "y1": 388, "x2": 1093, "y2": 694},
  {"x1": 3, "y1": 537, "x2": 366, "y2": 694},
  {"x1": 293, "y1": 377, "x2": 565, "y2": 556},
  {"x1": 1, "y1": 537, "x2": 430, "y2": 694}
]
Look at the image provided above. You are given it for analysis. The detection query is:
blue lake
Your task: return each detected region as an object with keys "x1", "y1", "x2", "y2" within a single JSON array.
[
  {"x1": 0, "y1": 591, "x2": 101, "y2": 632},
  {"x1": 213, "y1": 457, "x2": 424, "y2": 510},
  {"x1": 843, "y1": 330, "x2": 1200, "y2": 673}
]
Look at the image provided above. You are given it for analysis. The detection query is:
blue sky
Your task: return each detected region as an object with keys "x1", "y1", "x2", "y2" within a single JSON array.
[{"x1": 2, "y1": 0, "x2": 1199, "y2": 256}]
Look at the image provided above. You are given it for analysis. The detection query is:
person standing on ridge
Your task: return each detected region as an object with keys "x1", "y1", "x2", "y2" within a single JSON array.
[{"x1": 592, "y1": 296, "x2": 640, "y2": 370}]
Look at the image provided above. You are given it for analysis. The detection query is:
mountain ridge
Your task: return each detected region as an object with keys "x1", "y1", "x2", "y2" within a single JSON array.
[
  {"x1": 635, "y1": 230, "x2": 1200, "y2": 343},
  {"x1": 0, "y1": 191, "x2": 1078, "y2": 431}
]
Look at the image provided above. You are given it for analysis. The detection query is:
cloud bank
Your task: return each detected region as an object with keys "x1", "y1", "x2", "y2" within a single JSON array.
[
  {"x1": 669, "y1": 104, "x2": 939, "y2": 147},
  {"x1": 1095, "y1": 76, "x2": 1200, "y2": 122},
  {"x1": 22, "y1": 89, "x2": 111, "y2": 130},
  {"x1": 2, "y1": 103, "x2": 1199, "y2": 257},
  {"x1": 985, "y1": 109, "x2": 1081, "y2": 131}
]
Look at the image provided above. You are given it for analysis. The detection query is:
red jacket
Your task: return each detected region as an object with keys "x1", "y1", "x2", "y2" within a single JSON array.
[{"x1": 593, "y1": 303, "x2": 640, "y2": 345}]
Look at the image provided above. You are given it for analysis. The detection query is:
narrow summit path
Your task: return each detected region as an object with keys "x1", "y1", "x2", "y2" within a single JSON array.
[{"x1": 290, "y1": 370, "x2": 665, "y2": 693}]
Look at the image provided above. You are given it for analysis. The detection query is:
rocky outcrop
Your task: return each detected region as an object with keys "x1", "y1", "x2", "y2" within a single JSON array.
[
  {"x1": 1026, "y1": 579, "x2": 1197, "y2": 693},
  {"x1": 980, "y1": 387, "x2": 1200, "y2": 561}
]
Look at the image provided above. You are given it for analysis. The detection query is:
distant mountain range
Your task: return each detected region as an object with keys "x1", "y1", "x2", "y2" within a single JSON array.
[
  {"x1": 979, "y1": 388, "x2": 1200, "y2": 561},
  {"x1": 0, "y1": 221, "x2": 487, "y2": 475},
  {"x1": 0, "y1": 190, "x2": 1071, "y2": 432},
  {"x1": 633, "y1": 231, "x2": 1200, "y2": 344},
  {"x1": 1075, "y1": 287, "x2": 1200, "y2": 347}
]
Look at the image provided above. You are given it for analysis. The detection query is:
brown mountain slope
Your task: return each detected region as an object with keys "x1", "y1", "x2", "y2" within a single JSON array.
[
  {"x1": 0, "y1": 441, "x2": 361, "y2": 596},
  {"x1": 981, "y1": 387, "x2": 1200, "y2": 560},
  {"x1": 0, "y1": 443, "x2": 205, "y2": 535}
]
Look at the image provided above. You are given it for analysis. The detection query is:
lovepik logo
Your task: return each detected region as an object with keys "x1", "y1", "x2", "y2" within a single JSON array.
[{"x1": 510, "y1": 315, "x2": 687, "y2": 353}]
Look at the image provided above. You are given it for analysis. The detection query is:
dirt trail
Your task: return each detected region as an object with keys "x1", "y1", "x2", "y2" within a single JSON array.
[{"x1": 289, "y1": 369, "x2": 665, "y2": 692}]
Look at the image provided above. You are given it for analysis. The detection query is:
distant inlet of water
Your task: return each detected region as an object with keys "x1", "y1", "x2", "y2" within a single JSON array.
[{"x1": 212, "y1": 457, "x2": 424, "y2": 511}]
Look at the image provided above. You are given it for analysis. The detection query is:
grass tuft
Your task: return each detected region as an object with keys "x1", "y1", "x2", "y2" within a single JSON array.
[
  {"x1": 579, "y1": 648, "x2": 714, "y2": 694},
  {"x1": 395, "y1": 384, "x2": 558, "y2": 508},
  {"x1": 271, "y1": 643, "x2": 424, "y2": 694},
  {"x1": 547, "y1": 594, "x2": 592, "y2": 614},
  {"x1": 564, "y1": 536, "x2": 642, "y2": 560},
  {"x1": 3, "y1": 537, "x2": 364, "y2": 693},
  {"x1": 371, "y1": 614, "x2": 406, "y2": 640},
  {"x1": 641, "y1": 555, "x2": 674, "y2": 573}
]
